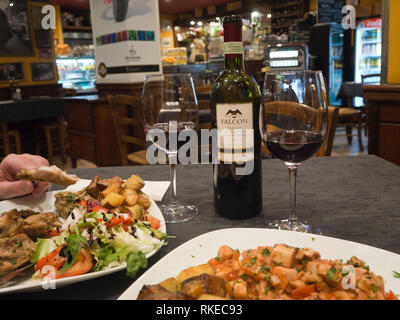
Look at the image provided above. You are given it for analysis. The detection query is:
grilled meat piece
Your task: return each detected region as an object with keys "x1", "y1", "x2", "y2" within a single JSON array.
[
  {"x1": 54, "y1": 190, "x2": 93, "y2": 218},
  {"x1": 137, "y1": 285, "x2": 190, "y2": 300},
  {"x1": 0, "y1": 233, "x2": 35, "y2": 276},
  {"x1": 180, "y1": 273, "x2": 227, "y2": 299},
  {"x1": 16, "y1": 165, "x2": 79, "y2": 186},
  {"x1": 85, "y1": 175, "x2": 102, "y2": 198},
  {"x1": 23, "y1": 212, "x2": 62, "y2": 239},
  {"x1": 0, "y1": 210, "x2": 24, "y2": 239}
]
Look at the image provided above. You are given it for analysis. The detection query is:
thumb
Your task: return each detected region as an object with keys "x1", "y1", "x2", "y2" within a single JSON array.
[{"x1": 0, "y1": 181, "x2": 34, "y2": 200}]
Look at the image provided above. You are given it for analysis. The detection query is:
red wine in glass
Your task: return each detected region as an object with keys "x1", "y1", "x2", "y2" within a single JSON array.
[{"x1": 266, "y1": 130, "x2": 324, "y2": 164}]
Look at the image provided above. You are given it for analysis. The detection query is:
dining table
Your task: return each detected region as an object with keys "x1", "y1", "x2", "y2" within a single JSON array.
[{"x1": 2, "y1": 155, "x2": 400, "y2": 300}]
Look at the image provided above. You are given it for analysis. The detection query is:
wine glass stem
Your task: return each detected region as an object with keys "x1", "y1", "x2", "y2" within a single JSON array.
[
  {"x1": 168, "y1": 154, "x2": 178, "y2": 206},
  {"x1": 288, "y1": 164, "x2": 299, "y2": 224}
]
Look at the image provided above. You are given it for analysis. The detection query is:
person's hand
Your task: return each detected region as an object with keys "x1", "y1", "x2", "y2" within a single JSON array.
[{"x1": 0, "y1": 153, "x2": 51, "y2": 200}]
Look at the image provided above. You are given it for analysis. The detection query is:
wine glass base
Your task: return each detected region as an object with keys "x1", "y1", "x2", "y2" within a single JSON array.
[
  {"x1": 160, "y1": 203, "x2": 198, "y2": 224},
  {"x1": 267, "y1": 218, "x2": 322, "y2": 234}
]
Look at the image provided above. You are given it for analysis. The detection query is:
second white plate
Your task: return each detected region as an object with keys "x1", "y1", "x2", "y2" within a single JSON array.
[{"x1": 118, "y1": 228, "x2": 400, "y2": 300}]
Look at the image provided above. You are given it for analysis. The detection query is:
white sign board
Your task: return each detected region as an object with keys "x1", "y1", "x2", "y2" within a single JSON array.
[{"x1": 90, "y1": 0, "x2": 162, "y2": 83}]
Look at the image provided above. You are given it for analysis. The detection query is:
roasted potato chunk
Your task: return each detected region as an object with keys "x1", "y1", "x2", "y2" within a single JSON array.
[
  {"x1": 123, "y1": 189, "x2": 139, "y2": 206},
  {"x1": 137, "y1": 194, "x2": 151, "y2": 210},
  {"x1": 180, "y1": 274, "x2": 227, "y2": 299},
  {"x1": 101, "y1": 182, "x2": 122, "y2": 198},
  {"x1": 177, "y1": 264, "x2": 214, "y2": 283},
  {"x1": 101, "y1": 192, "x2": 125, "y2": 208},
  {"x1": 160, "y1": 277, "x2": 181, "y2": 293},
  {"x1": 125, "y1": 175, "x2": 145, "y2": 191}
]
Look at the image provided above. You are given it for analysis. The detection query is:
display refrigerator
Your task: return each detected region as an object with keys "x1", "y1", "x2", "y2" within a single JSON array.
[
  {"x1": 355, "y1": 17, "x2": 382, "y2": 84},
  {"x1": 310, "y1": 23, "x2": 344, "y2": 106},
  {"x1": 56, "y1": 57, "x2": 96, "y2": 93}
]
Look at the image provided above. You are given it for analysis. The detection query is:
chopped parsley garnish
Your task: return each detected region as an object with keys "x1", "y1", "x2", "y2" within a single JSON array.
[
  {"x1": 264, "y1": 286, "x2": 272, "y2": 294},
  {"x1": 312, "y1": 237, "x2": 315, "y2": 241},
  {"x1": 260, "y1": 266, "x2": 270, "y2": 274},
  {"x1": 250, "y1": 256, "x2": 257, "y2": 265},
  {"x1": 241, "y1": 274, "x2": 248, "y2": 280},
  {"x1": 9, "y1": 258, "x2": 17, "y2": 265},
  {"x1": 214, "y1": 256, "x2": 220, "y2": 261},
  {"x1": 262, "y1": 248, "x2": 270, "y2": 256},
  {"x1": 372, "y1": 284, "x2": 378, "y2": 293},
  {"x1": 393, "y1": 271, "x2": 400, "y2": 278},
  {"x1": 327, "y1": 267, "x2": 337, "y2": 281}
]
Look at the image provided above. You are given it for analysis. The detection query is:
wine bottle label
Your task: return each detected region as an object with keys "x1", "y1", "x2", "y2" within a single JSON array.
[
  {"x1": 224, "y1": 42, "x2": 244, "y2": 55},
  {"x1": 216, "y1": 103, "x2": 254, "y2": 162}
]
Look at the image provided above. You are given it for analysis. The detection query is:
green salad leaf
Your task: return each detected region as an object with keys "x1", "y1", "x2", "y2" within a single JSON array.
[
  {"x1": 126, "y1": 251, "x2": 147, "y2": 278},
  {"x1": 60, "y1": 232, "x2": 88, "y2": 273}
]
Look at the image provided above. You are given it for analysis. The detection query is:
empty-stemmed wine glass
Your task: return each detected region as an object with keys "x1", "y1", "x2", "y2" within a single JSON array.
[
  {"x1": 142, "y1": 74, "x2": 199, "y2": 224},
  {"x1": 262, "y1": 71, "x2": 329, "y2": 233}
]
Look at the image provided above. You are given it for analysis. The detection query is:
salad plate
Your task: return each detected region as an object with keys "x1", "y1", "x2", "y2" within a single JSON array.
[
  {"x1": 118, "y1": 228, "x2": 400, "y2": 300},
  {"x1": 0, "y1": 179, "x2": 166, "y2": 295}
]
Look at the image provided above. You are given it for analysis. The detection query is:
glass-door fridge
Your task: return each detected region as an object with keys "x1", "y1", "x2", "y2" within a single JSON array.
[
  {"x1": 310, "y1": 23, "x2": 344, "y2": 106},
  {"x1": 330, "y1": 29, "x2": 344, "y2": 106},
  {"x1": 355, "y1": 18, "x2": 382, "y2": 84}
]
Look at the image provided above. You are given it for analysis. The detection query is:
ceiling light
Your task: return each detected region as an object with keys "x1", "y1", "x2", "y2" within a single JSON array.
[{"x1": 190, "y1": 20, "x2": 195, "y2": 26}]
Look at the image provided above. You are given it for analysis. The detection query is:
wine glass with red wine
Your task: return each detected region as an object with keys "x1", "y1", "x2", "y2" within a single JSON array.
[
  {"x1": 143, "y1": 74, "x2": 199, "y2": 223},
  {"x1": 262, "y1": 71, "x2": 328, "y2": 233}
]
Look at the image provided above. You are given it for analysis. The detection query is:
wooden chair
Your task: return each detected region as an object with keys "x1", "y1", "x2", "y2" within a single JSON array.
[
  {"x1": 35, "y1": 117, "x2": 68, "y2": 164},
  {"x1": 316, "y1": 106, "x2": 339, "y2": 157},
  {"x1": 335, "y1": 107, "x2": 364, "y2": 152},
  {"x1": 0, "y1": 129, "x2": 21, "y2": 159},
  {"x1": 107, "y1": 95, "x2": 148, "y2": 166}
]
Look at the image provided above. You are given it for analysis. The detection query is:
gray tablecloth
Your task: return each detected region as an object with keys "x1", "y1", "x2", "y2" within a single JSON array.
[{"x1": 3, "y1": 155, "x2": 400, "y2": 300}]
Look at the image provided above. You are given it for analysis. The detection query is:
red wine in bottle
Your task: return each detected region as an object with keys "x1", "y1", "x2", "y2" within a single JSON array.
[{"x1": 210, "y1": 15, "x2": 262, "y2": 220}]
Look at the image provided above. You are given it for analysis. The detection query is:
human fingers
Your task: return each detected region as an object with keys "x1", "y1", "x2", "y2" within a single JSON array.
[
  {"x1": 32, "y1": 182, "x2": 51, "y2": 198},
  {"x1": 0, "y1": 180, "x2": 34, "y2": 200}
]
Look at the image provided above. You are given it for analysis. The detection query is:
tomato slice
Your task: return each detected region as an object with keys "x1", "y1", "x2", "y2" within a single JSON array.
[
  {"x1": 143, "y1": 214, "x2": 161, "y2": 229},
  {"x1": 35, "y1": 246, "x2": 63, "y2": 271},
  {"x1": 122, "y1": 217, "x2": 134, "y2": 232},
  {"x1": 105, "y1": 216, "x2": 125, "y2": 228},
  {"x1": 79, "y1": 200, "x2": 88, "y2": 208},
  {"x1": 45, "y1": 229, "x2": 63, "y2": 237},
  {"x1": 55, "y1": 248, "x2": 94, "y2": 279},
  {"x1": 91, "y1": 205, "x2": 109, "y2": 214}
]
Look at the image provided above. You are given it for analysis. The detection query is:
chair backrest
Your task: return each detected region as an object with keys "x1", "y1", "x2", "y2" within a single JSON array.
[
  {"x1": 316, "y1": 106, "x2": 339, "y2": 157},
  {"x1": 107, "y1": 95, "x2": 146, "y2": 166},
  {"x1": 361, "y1": 73, "x2": 381, "y2": 84}
]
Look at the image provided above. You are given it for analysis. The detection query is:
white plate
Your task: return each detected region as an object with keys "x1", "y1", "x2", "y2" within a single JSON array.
[
  {"x1": 118, "y1": 228, "x2": 400, "y2": 300},
  {"x1": 0, "y1": 179, "x2": 166, "y2": 295}
]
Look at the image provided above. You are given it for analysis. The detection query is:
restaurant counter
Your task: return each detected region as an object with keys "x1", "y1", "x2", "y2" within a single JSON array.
[{"x1": 2, "y1": 155, "x2": 400, "y2": 300}]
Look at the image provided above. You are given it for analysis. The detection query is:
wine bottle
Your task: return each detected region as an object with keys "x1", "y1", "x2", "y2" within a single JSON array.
[{"x1": 210, "y1": 15, "x2": 263, "y2": 220}]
